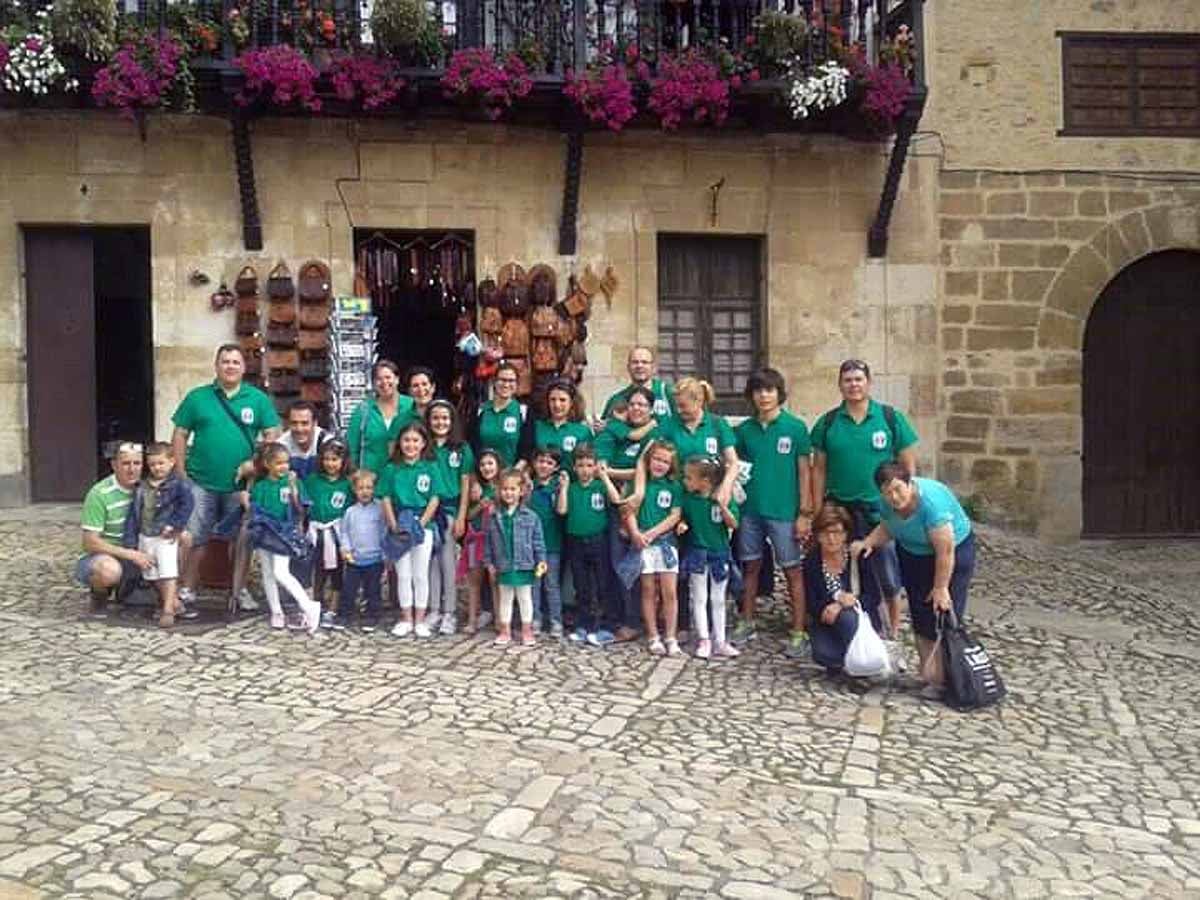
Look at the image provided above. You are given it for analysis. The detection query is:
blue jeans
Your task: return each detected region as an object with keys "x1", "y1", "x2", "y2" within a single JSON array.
[
  {"x1": 735, "y1": 513, "x2": 804, "y2": 568},
  {"x1": 339, "y1": 561, "x2": 383, "y2": 625},
  {"x1": 810, "y1": 605, "x2": 861, "y2": 672},
  {"x1": 605, "y1": 515, "x2": 641, "y2": 629},
  {"x1": 568, "y1": 535, "x2": 609, "y2": 632},
  {"x1": 187, "y1": 484, "x2": 242, "y2": 547},
  {"x1": 533, "y1": 552, "x2": 562, "y2": 626},
  {"x1": 898, "y1": 532, "x2": 976, "y2": 640}
]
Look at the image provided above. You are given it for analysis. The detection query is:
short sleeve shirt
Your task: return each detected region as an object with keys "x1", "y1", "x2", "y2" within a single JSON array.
[
  {"x1": 594, "y1": 422, "x2": 657, "y2": 468},
  {"x1": 434, "y1": 442, "x2": 475, "y2": 506},
  {"x1": 681, "y1": 492, "x2": 739, "y2": 552},
  {"x1": 881, "y1": 478, "x2": 972, "y2": 556},
  {"x1": 347, "y1": 397, "x2": 418, "y2": 475},
  {"x1": 602, "y1": 379, "x2": 676, "y2": 423},
  {"x1": 531, "y1": 419, "x2": 594, "y2": 467},
  {"x1": 380, "y1": 459, "x2": 441, "y2": 511},
  {"x1": 303, "y1": 474, "x2": 351, "y2": 524},
  {"x1": 249, "y1": 474, "x2": 302, "y2": 522},
  {"x1": 566, "y1": 479, "x2": 608, "y2": 538},
  {"x1": 811, "y1": 400, "x2": 919, "y2": 512},
  {"x1": 662, "y1": 412, "x2": 735, "y2": 465},
  {"x1": 528, "y1": 479, "x2": 564, "y2": 554},
  {"x1": 80, "y1": 475, "x2": 133, "y2": 543},
  {"x1": 637, "y1": 477, "x2": 682, "y2": 533},
  {"x1": 172, "y1": 381, "x2": 280, "y2": 493},
  {"x1": 735, "y1": 409, "x2": 812, "y2": 521},
  {"x1": 478, "y1": 399, "x2": 524, "y2": 468}
]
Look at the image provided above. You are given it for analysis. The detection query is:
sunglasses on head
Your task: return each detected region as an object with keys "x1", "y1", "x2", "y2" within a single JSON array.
[
  {"x1": 839, "y1": 359, "x2": 871, "y2": 377},
  {"x1": 116, "y1": 442, "x2": 144, "y2": 455}
]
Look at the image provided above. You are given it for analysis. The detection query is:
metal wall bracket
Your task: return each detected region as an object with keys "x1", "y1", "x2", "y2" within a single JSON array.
[
  {"x1": 230, "y1": 112, "x2": 264, "y2": 252},
  {"x1": 558, "y1": 130, "x2": 584, "y2": 257}
]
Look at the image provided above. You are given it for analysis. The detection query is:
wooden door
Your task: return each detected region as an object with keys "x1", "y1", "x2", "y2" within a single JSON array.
[
  {"x1": 1083, "y1": 250, "x2": 1200, "y2": 536},
  {"x1": 25, "y1": 228, "x2": 96, "y2": 502},
  {"x1": 657, "y1": 235, "x2": 762, "y2": 413}
]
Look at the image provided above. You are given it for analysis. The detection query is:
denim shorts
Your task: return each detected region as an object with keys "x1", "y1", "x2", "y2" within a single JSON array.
[
  {"x1": 735, "y1": 513, "x2": 804, "y2": 569},
  {"x1": 75, "y1": 553, "x2": 139, "y2": 589},
  {"x1": 186, "y1": 484, "x2": 242, "y2": 547}
]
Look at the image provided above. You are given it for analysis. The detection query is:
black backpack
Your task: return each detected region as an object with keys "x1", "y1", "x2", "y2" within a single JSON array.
[
  {"x1": 817, "y1": 402, "x2": 899, "y2": 458},
  {"x1": 941, "y1": 612, "x2": 1007, "y2": 711}
]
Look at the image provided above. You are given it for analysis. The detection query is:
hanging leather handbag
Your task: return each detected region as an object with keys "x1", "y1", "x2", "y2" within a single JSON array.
[
  {"x1": 267, "y1": 261, "x2": 294, "y2": 299},
  {"x1": 300, "y1": 352, "x2": 331, "y2": 379},
  {"x1": 298, "y1": 301, "x2": 330, "y2": 330},
  {"x1": 235, "y1": 310, "x2": 260, "y2": 336},
  {"x1": 236, "y1": 294, "x2": 260, "y2": 315},
  {"x1": 298, "y1": 329, "x2": 328, "y2": 352},
  {"x1": 564, "y1": 288, "x2": 589, "y2": 318},
  {"x1": 267, "y1": 348, "x2": 300, "y2": 371},
  {"x1": 555, "y1": 309, "x2": 576, "y2": 345},
  {"x1": 301, "y1": 381, "x2": 331, "y2": 404},
  {"x1": 528, "y1": 264, "x2": 556, "y2": 306},
  {"x1": 529, "y1": 305, "x2": 559, "y2": 340},
  {"x1": 243, "y1": 351, "x2": 263, "y2": 376},
  {"x1": 479, "y1": 306, "x2": 504, "y2": 335},
  {"x1": 268, "y1": 299, "x2": 296, "y2": 325},
  {"x1": 507, "y1": 356, "x2": 533, "y2": 396},
  {"x1": 299, "y1": 261, "x2": 332, "y2": 303},
  {"x1": 266, "y1": 325, "x2": 297, "y2": 348},
  {"x1": 531, "y1": 337, "x2": 559, "y2": 372},
  {"x1": 234, "y1": 265, "x2": 259, "y2": 296},
  {"x1": 239, "y1": 333, "x2": 264, "y2": 354},
  {"x1": 477, "y1": 277, "x2": 499, "y2": 308},
  {"x1": 499, "y1": 277, "x2": 528, "y2": 318},
  {"x1": 501, "y1": 317, "x2": 530, "y2": 357},
  {"x1": 269, "y1": 370, "x2": 301, "y2": 393}
]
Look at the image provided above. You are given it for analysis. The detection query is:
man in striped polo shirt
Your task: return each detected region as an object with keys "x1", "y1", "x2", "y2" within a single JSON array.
[{"x1": 76, "y1": 442, "x2": 153, "y2": 616}]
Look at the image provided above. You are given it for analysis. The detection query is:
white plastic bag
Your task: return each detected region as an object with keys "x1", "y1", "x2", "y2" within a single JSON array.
[{"x1": 844, "y1": 604, "x2": 893, "y2": 677}]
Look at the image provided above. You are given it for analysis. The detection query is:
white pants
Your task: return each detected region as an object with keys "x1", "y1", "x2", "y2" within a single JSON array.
[
  {"x1": 394, "y1": 528, "x2": 434, "y2": 611},
  {"x1": 689, "y1": 570, "x2": 729, "y2": 645},
  {"x1": 428, "y1": 528, "x2": 458, "y2": 617},
  {"x1": 138, "y1": 535, "x2": 179, "y2": 581},
  {"x1": 257, "y1": 549, "x2": 315, "y2": 618},
  {"x1": 498, "y1": 584, "x2": 533, "y2": 630}
]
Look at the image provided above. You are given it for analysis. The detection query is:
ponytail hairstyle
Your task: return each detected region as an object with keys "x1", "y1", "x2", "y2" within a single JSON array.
[
  {"x1": 683, "y1": 454, "x2": 724, "y2": 491},
  {"x1": 674, "y1": 376, "x2": 716, "y2": 411},
  {"x1": 255, "y1": 442, "x2": 290, "y2": 479}
]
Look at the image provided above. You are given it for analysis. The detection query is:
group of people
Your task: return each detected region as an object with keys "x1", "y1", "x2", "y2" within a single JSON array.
[{"x1": 77, "y1": 343, "x2": 977, "y2": 693}]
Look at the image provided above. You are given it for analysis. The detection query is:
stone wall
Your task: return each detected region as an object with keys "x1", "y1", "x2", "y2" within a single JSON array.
[
  {"x1": 937, "y1": 171, "x2": 1200, "y2": 538},
  {"x1": 0, "y1": 112, "x2": 941, "y2": 502}
]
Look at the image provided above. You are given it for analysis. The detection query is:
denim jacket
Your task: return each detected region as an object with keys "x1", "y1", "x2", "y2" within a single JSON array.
[
  {"x1": 484, "y1": 506, "x2": 546, "y2": 574},
  {"x1": 122, "y1": 473, "x2": 194, "y2": 547}
]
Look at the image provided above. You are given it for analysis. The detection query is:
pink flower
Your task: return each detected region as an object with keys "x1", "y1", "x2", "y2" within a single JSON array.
[
  {"x1": 233, "y1": 46, "x2": 321, "y2": 112},
  {"x1": 92, "y1": 36, "x2": 185, "y2": 119},
  {"x1": 860, "y1": 62, "x2": 911, "y2": 130},
  {"x1": 647, "y1": 50, "x2": 730, "y2": 130},
  {"x1": 565, "y1": 62, "x2": 637, "y2": 131},
  {"x1": 330, "y1": 55, "x2": 404, "y2": 110},
  {"x1": 749, "y1": 69, "x2": 760, "y2": 82},
  {"x1": 440, "y1": 48, "x2": 532, "y2": 118},
  {"x1": 24, "y1": 36, "x2": 41, "y2": 52}
]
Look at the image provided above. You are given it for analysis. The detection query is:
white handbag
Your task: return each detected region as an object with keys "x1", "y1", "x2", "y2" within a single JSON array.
[{"x1": 843, "y1": 556, "x2": 894, "y2": 678}]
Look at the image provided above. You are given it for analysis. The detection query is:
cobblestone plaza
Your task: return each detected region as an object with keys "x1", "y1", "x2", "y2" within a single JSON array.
[{"x1": 2, "y1": 509, "x2": 1199, "y2": 899}]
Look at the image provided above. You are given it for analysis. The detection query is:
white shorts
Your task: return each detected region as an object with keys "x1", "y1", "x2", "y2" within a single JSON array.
[
  {"x1": 138, "y1": 535, "x2": 180, "y2": 581},
  {"x1": 641, "y1": 545, "x2": 678, "y2": 575}
]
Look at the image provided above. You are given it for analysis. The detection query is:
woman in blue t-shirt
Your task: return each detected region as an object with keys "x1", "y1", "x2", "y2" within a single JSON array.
[{"x1": 852, "y1": 462, "x2": 975, "y2": 698}]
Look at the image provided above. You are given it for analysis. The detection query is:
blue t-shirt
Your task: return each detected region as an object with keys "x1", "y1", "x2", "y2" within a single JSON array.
[{"x1": 880, "y1": 478, "x2": 972, "y2": 556}]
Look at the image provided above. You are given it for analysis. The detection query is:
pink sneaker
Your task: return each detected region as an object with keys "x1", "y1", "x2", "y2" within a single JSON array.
[
  {"x1": 714, "y1": 642, "x2": 741, "y2": 658},
  {"x1": 695, "y1": 639, "x2": 712, "y2": 659},
  {"x1": 270, "y1": 613, "x2": 286, "y2": 629}
]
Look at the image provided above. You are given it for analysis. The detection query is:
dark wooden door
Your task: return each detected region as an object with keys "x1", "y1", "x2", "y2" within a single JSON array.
[
  {"x1": 657, "y1": 235, "x2": 762, "y2": 413},
  {"x1": 1083, "y1": 250, "x2": 1200, "y2": 536},
  {"x1": 25, "y1": 228, "x2": 97, "y2": 502}
]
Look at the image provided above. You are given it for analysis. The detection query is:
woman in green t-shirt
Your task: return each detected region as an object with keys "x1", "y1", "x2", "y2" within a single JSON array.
[
  {"x1": 518, "y1": 378, "x2": 594, "y2": 468},
  {"x1": 469, "y1": 361, "x2": 525, "y2": 469}
]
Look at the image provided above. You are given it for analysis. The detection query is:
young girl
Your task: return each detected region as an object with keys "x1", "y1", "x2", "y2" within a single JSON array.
[
  {"x1": 379, "y1": 422, "x2": 441, "y2": 638},
  {"x1": 462, "y1": 449, "x2": 501, "y2": 633},
  {"x1": 679, "y1": 457, "x2": 741, "y2": 659},
  {"x1": 303, "y1": 438, "x2": 352, "y2": 629},
  {"x1": 427, "y1": 400, "x2": 473, "y2": 635},
  {"x1": 244, "y1": 442, "x2": 322, "y2": 634},
  {"x1": 484, "y1": 468, "x2": 547, "y2": 647},
  {"x1": 626, "y1": 441, "x2": 683, "y2": 655}
]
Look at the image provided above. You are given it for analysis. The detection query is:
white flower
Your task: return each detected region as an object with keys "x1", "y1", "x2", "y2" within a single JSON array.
[{"x1": 786, "y1": 59, "x2": 850, "y2": 120}]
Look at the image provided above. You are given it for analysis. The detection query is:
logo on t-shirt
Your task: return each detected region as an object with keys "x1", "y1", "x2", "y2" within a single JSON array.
[
  {"x1": 654, "y1": 398, "x2": 669, "y2": 416},
  {"x1": 562, "y1": 436, "x2": 577, "y2": 452},
  {"x1": 777, "y1": 436, "x2": 792, "y2": 455},
  {"x1": 590, "y1": 493, "x2": 605, "y2": 511},
  {"x1": 872, "y1": 430, "x2": 889, "y2": 450},
  {"x1": 417, "y1": 474, "x2": 432, "y2": 493},
  {"x1": 279, "y1": 487, "x2": 290, "y2": 504},
  {"x1": 240, "y1": 407, "x2": 255, "y2": 425},
  {"x1": 331, "y1": 492, "x2": 347, "y2": 509},
  {"x1": 448, "y1": 451, "x2": 461, "y2": 468},
  {"x1": 656, "y1": 490, "x2": 673, "y2": 509},
  {"x1": 503, "y1": 417, "x2": 518, "y2": 434},
  {"x1": 624, "y1": 444, "x2": 640, "y2": 458},
  {"x1": 705, "y1": 437, "x2": 718, "y2": 455},
  {"x1": 710, "y1": 505, "x2": 722, "y2": 523}
]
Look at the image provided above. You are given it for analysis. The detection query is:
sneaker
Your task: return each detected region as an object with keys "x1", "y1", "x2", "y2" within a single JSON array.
[
  {"x1": 714, "y1": 641, "x2": 741, "y2": 658},
  {"x1": 178, "y1": 587, "x2": 196, "y2": 605},
  {"x1": 320, "y1": 610, "x2": 336, "y2": 630},
  {"x1": 238, "y1": 588, "x2": 259, "y2": 612},
  {"x1": 331, "y1": 620, "x2": 348, "y2": 632},
  {"x1": 665, "y1": 638, "x2": 682, "y2": 657},
  {"x1": 885, "y1": 640, "x2": 909, "y2": 673},
  {"x1": 695, "y1": 639, "x2": 712, "y2": 659},
  {"x1": 730, "y1": 620, "x2": 756, "y2": 646},
  {"x1": 586, "y1": 629, "x2": 615, "y2": 647},
  {"x1": 391, "y1": 620, "x2": 413, "y2": 638},
  {"x1": 414, "y1": 621, "x2": 432, "y2": 638},
  {"x1": 550, "y1": 622, "x2": 564, "y2": 638},
  {"x1": 269, "y1": 613, "x2": 286, "y2": 630},
  {"x1": 531, "y1": 619, "x2": 542, "y2": 634},
  {"x1": 478, "y1": 611, "x2": 493, "y2": 629},
  {"x1": 520, "y1": 627, "x2": 535, "y2": 647},
  {"x1": 426, "y1": 612, "x2": 441, "y2": 631},
  {"x1": 569, "y1": 627, "x2": 587, "y2": 643},
  {"x1": 301, "y1": 600, "x2": 322, "y2": 635},
  {"x1": 177, "y1": 600, "x2": 200, "y2": 621},
  {"x1": 784, "y1": 630, "x2": 811, "y2": 660},
  {"x1": 361, "y1": 619, "x2": 378, "y2": 634},
  {"x1": 493, "y1": 631, "x2": 511, "y2": 648},
  {"x1": 648, "y1": 636, "x2": 666, "y2": 655},
  {"x1": 439, "y1": 616, "x2": 457, "y2": 636}
]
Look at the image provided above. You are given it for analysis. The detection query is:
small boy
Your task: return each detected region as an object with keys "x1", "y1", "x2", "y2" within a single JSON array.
[
  {"x1": 528, "y1": 447, "x2": 566, "y2": 636},
  {"x1": 335, "y1": 470, "x2": 387, "y2": 632},
  {"x1": 122, "y1": 442, "x2": 195, "y2": 627},
  {"x1": 557, "y1": 444, "x2": 621, "y2": 646}
]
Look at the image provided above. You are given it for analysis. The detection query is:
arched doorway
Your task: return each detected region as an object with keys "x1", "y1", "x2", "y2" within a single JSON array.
[{"x1": 1083, "y1": 250, "x2": 1200, "y2": 537}]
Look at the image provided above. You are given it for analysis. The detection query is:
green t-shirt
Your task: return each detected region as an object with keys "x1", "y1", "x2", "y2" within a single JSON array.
[
  {"x1": 681, "y1": 491, "x2": 739, "y2": 552},
  {"x1": 303, "y1": 473, "x2": 351, "y2": 524},
  {"x1": 379, "y1": 459, "x2": 441, "y2": 511},
  {"x1": 498, "y1": 509, "x2": 536, "y2": 586},
  {"x1": 80, "y1": 475, "x2": 133, "y2": 544},
  {"x1": 735, "y1": 409, "x2": 813, "y2": 521},
  {"x1": 477, "y1": 399, "x2": 523, "y2": 468},
  {"x1": 637, "y1": 476, "x2": 682, "y2": 533},
  {"x1": 594, "y1": 421, "x2": 657, "y2": 469},
  {"x1": 661, "y1": 412, "x2": 735, "y2": 464},
  {"x1": 250, "y1": 474, "x2": 303, "y2": 522},
  {"x1": 433, "y1": 441, "x2": 474, "y2": 508},
  {"x1": 811, "y1": 400, "x2": 919, "y2": 515},
  {"x1": 172, "y1": 381, "x2": 280, "y2": 493},
  {"x1": 531, "y1": 418, "x2": 593, "y2": 466},
  {"x1": 566, "y1": 479, "x2": 608, "y2": 538},
  {"x1": 529, "y1": 478, "x2": 564, "y2": 554},
  {"x1": 602, "y1": 379, "x2": 676, "y2": 422},
  {"x1": 347, "y1": 396, "x2": 418, "y2": 475}
]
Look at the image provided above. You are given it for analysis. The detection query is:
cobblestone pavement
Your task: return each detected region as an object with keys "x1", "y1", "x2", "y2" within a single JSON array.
[{"x1": 2, "y1": 508, "x2": 1199, "y2": 899}]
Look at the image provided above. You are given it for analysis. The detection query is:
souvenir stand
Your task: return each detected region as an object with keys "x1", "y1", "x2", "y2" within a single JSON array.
[{"x1": 329, "y1": 296, "x2": 376, "y2": 433}]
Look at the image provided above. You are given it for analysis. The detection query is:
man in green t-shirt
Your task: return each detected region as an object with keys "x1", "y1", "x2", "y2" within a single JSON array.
[
  {"x1": 810, "y1": 359, "x2": 919, "y2": 637},
  {"x1": 600, "y1": 346, "x2": 676, "y2": 425},
  {"x1": 76, "y1": 442, "x2": 152, "y2": 615},
  {"x1": 172, "y1": 344, "x2": 281, "y2": 610}
]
